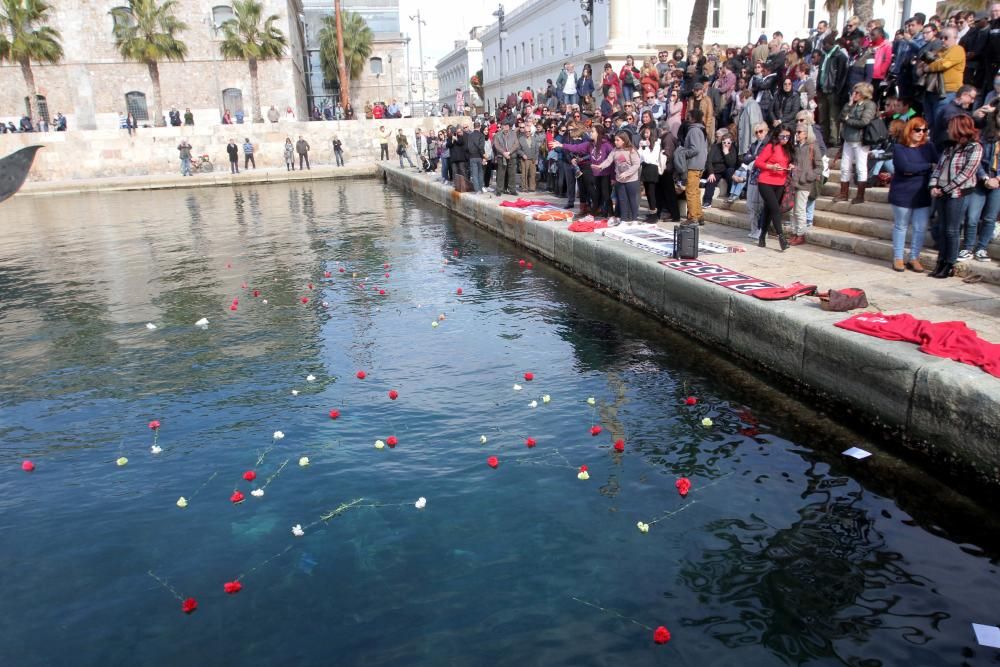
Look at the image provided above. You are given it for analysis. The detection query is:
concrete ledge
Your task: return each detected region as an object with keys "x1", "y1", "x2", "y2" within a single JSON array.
[{"x1": 379, "y1": 165, "x2": 1000, "y2": 491}]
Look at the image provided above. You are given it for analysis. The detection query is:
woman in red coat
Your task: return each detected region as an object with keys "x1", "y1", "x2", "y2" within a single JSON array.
[
  {"x1": 601, "y1": 63, "x2": 621, "y2": 99},
  {"x1": 753, "y1": 127, "x2": 794, "y2": 250}
]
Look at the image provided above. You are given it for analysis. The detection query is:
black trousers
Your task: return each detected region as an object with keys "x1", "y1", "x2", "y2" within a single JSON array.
[
  {"x1": 643, "y1": 179, "x2": 658, "y2": 212},
  {"x1": 299, "y1": 153, "x2": 310, "y2": 170},
  {"x1": 655, "y1": 172, "x2": 680, "y2": 220},
  {"x1": 244, "y1": 154, "x2": 255, "y2": 169},
  {"x1": 229, "y1": 157, "x2": 239, "y2": 173},
  {"x1": 757, "y1": 183, "x2": 786, "y2": 239},
  {"x1": 380, "y1": 143, "x2": 389, "y2": 160},
  {"x1": 592, "y1": 174, "x2": 612, "y2": 216}
]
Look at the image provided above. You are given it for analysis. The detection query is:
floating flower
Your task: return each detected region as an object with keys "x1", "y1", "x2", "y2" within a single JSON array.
[
  {"x1": 637, "y1": 521, "x2": 650, "y2": 533},
  {"x1": 701, "y1": 417, "x2": 713, "y2": 427},
  {"x1": 542, "y1": 395, "x2": 551, "y2": 403},
  {"x1": 253, "y1": 289, "x2": 260, "y2": 297},
  {"x1": 116, "y1": 456, "x2": 128, "y2": 467},
  {"x1": 653, "y1": 626, "x2": 671, "y2": 644},
  {"x1": 151, "y1": 444, "x2": 162, "y2": 454},
  {"x1": 587, "y1": 397, "x2": 596, "y2": 405},
  {"x1": 21, "y1": 460, "x2": 35, "y2": 472},
  {"x1": 438, "y1": 313, "x2": 446, "y2": 321},
  {"x1": 384, "y1": 263, "x2": 390, "y2": 268},
  {"x1": 529, "y1": 400, "x2": 538, "y2": 408},
  {"x1": 298, "y1": 456, "x2": 310, "y2": 467},
  {"x1": 453, "y1": 249, "x2": 459, "y2": 257},
  {"x1": 614, "y1": 439, "x2": 625, "y2": 453},
  {"x1": 487, "y1": 456, "x2": 499, "y2": 468},
  {"x1": 292, "y1": 524, "x2": 304, "y2": 537},
  {"x1": 374, "y1": 440, "x2": 385, "y2": 450},
  {"x1": 324, "y1": 271, "x2": 332, "y2": 278},
  {"x1": 243, "y1": 470, "x2": 256, "y2": 482},
  {"x1": 306, "y1": 374, "x2": 316, "y2": 382},
  {"x1": 307, "y1": 283, "x2": 313, "y2": 290},
  {"x1": 291, "y1": 390, "x2": 299, "y2": 396},
  {"x1": 262, "y1": 299, "x2": 268, "y2": 304},
  {"x1": 685, "y1": 396, "x2": 698, "y2": 406},
  {"x1": 385, "y1": 273, "x2": 390, "y2": 278},
  {"x1": 431, "y1": 321, "x2": 439, "y2": 327},
  {"x1": 456, "y1": 288, "x2": 463, "y2": 295},
  {"x1": 415, "y1": 497, "x2": 427, "y2": 509},
  {"x1": 388, "y1": 389, "x2": 399, "y2": 400},
  {"x1": 231, "y1": 298, "x2": 239, "y2": 305},
  {"x1": 590, "y1": 425, "x2": 602, "y2": 436},
  {"x1": 182, "y1": 598, "x2": 198, "y2": 614},
  {"x1": 577, "y1": 465, "x2": 590, "y2": 480},
  {"x1": 145, "y1": 322, "x2": 157, "y2": 330},
  {"x1": 224, "y1": 581, "x2": 243, "y2": 594},
  {"x1": 329, "y1": 409, "x2": 340, "y2": 419},
  {"x1": 379, "y1": 289, "x2": 386, "y2": 295},
  {"x1": 339, "y1": 267, "x2": 345, "y2": 273},
  {"x1": 301, "y1": 296, "x2": 309, "y2": 304},
  {"x1": 513, "y1": 384, "x2": 522, "y2": 391},
  {"x1": 526, "y1": 263, "x2": 533, "y2": 269},
  {"x1": 195, "y1": 318, "x2": 209, "y2": 327},
  {"x1": 386, "y1": 436, "x2": 398, "y2": 448},
  {"x1": 251, "y1": 488, "x2": 264, "y2": 497},
  {"x1": 519, "y1": 259, "x2": 526, "y2": 267},
  {"x1": 148, "y1": 420, "x2": 161, "y2": 431},
  {"x1": 356, "y1": 370, "x2": 367, "y2": 379},
  {"x1": 524, "y1": 372, "x2": 534, "y2": 381},
  {"x1": 229, "y1": 304, "x2": 238, "y2": 311},
  {"x1": 480, "y1": 435, "x2": 488, "y2": 444},
  {"x1": 675, "y1": 477, "x2": 691, "y2": 497},
  {"x1": 273, "y1": 431, "x2": 285, "y2": 440},
  {"x1": 525, "y1": 437, "x2": 536, "y2": 448},
  {"x1": 176, "y1": 496, "x2": 188, "y2": 508},
  {"x1": 231, "y1": 490, "x2": 245, "y2": 504}
]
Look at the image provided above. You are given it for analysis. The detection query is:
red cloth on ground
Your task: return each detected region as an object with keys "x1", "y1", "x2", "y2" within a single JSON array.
[
  {"x1": 747, "y1": 282, "x2": 817, "y2": 300},
  {"x1": 835, "y1": 312, "x2": 1000, "y2": 378},
  {"x1": 567, "y1": 220, "x2": 609, "y2": 232},
  {"x1": 499, "y1": 198, "x2": 550, "y2": 208}
]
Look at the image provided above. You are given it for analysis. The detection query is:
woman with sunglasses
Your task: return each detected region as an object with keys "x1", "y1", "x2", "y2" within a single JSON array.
[
  {"x1": 742, "y1": 122, "x2": 771, "y2": 238},
  {"x1": 753, "y1": 128, "x2": 794, "y2": 250},
  {"x1": 703, "y1": 134, "x2": 738, "y2": 209},
  {"x1": 664, "y1": 88, "x2": 683, "y2": 140},
  {"x1": 928, "y1": 115, "x2": 983, "y2": 278},
  {"x1": 889, "y1": 117, "x2": 938, "y2": 272}
]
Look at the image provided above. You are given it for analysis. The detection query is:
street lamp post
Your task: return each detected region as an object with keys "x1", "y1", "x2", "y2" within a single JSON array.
[
  {"x1": 494, "y1": 3, "x2": 505, "y2": 78},
  {"x1": 408, "y1": 10, "x2": 427, "y2": 117},
  {"x1": 388, "y1": 54, "x2": 395, "y2": 104}
]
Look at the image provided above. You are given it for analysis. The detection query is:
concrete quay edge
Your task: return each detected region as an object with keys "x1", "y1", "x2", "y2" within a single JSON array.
[{"x1": 379, "y1": 164, "x2": 1000, "y2": 491}]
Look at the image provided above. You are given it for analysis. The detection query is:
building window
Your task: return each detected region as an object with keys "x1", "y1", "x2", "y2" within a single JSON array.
[
  {"x1": 513, "y1": 45, "x2": 518, "y2": 66},
  {"x1": 222, "y1": 88, "x2": 244, "y2": 116},
  {"x1": 760, "y1": 0, "x2": 766, "y2": 28},
  {"x1": 549, "y1": 29, "x2": 554, "y2": 54},
  {"x1": 506, "y1": 49, "x2": 510, "y2": 72},
  {"x1": 561, "y1": 26, "x2": 566, "y2": 53},
  {"x1": 806, "y1": 0, "x2": 816, "y2": 28},
  {"x1": 539, "y1": 34, "x2": 544, "y2": 57},
  {"x1": 530, "y1": 38, "x2": 534, "y2": 61},
  {"x1": 211, "y1": 5, "x2": 234, "y2": 29},
  {"x1": 370, "y1": 56, "x2": 383, "y2": 74},
  {"x1": 710, "y1": 0, "x2": 721, "y2": 28},
  {"x1": 125, "y1": 91, "x2": 148, "y2": 121},
  {"x1": 24, "y1": 95, "x2": 50, "y2": 123},
  {"x1": 657, "y1": 0, "x2": 669, "y2": 28},
  {"x1": 574, "y1": 21, "x2": 580, "y2": 48}
]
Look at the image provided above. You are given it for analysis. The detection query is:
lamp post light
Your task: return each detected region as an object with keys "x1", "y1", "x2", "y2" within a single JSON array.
[
  {"x1": 493, "y1": 3, "x2": 506, "y2": 78},
  {"x1": 408, "y1": 9, "x2": 427, "y2": 117},
  {"x1": 388, "y1": 54, "x2": 395, "y2": 104}
]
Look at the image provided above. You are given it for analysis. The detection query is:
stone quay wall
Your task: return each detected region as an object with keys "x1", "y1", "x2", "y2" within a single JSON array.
[
  {"x1": 0, "y1": 118, "x2": 453, "y2": 182},
  {"x1": 380, "y1": 164, "x2": 1000, "y2": 493}
]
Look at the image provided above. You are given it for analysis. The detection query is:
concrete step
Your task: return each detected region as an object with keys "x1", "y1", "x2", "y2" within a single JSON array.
[{"x1": 701, "y1": 206, "x2": 1000, "y2": 286}]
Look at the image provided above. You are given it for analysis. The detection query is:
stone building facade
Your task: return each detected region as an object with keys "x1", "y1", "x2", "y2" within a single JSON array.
[
  {"x1": 436, "y1": 28, "x2": 484, "y2": 115},
  {"x1": 0, "y1": 0, "x2": 307, "y2": 130}
]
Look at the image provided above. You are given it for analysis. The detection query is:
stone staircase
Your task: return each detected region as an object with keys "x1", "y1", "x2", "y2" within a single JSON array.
[{"x1": 704, "y1": 177, "x2": 1000, "y2": 286}]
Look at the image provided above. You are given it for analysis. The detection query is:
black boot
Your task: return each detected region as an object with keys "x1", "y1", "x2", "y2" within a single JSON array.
[
  {"x1": 931, "y1": 262, "x2": 955, "y2": 279},
  {"x1": 778, "y1": 233, "x2": 789, "y2": 252},
  {"x1": 928, "y1": 259, "x2": 946, "y2": 277},
  {"x1": 758, "y1": 230, "x2": 767, "y2": 248}
]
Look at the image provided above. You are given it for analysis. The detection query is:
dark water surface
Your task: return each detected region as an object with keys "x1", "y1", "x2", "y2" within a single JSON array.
[{"x1": 1, "y1": 180, "x2": 999, "y2": 667}]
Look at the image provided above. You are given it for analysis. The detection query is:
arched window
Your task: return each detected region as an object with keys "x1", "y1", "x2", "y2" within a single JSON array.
[
  {"x1": 369, "y1": 57, "x2": 383, "y2": 75},
  {"x1": 222, "y1": 88, "x2": 244, "y2": 115},
  {"x1": 212, "y1": 5, "x2": 235, "y2": 28},
  {"x1": 111, "y1": 6, "x2": 135, "y2": 30},
  {"x1": 125, "y1": 91, "x2": 148, "y2": 121},
  {"x1": 24, "y1": 95, "x2": 50, "y2": 123}
]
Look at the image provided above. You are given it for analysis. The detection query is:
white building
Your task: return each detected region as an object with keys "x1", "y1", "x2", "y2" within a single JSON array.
[
  {"x1": 480, "y1": 0, "x2": 936, "y2": 112},
  {"x1": 409, "y1": 66, "x2": 440, "y2": 111},
  {"x1": 436, "y1": 28, "x2": 484, "y2": 113}
]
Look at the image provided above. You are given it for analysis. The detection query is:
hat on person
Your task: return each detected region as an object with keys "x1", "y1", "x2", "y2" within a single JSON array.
[{"x1": 632, "y1": 91, "x2": 641, "y2": 99}]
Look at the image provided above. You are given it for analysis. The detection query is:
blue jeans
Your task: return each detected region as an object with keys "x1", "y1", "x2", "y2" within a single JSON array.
[
  {"x1": 616, "y1": 180, "x2": 641, "y2": 221},
  {"x1": 869, "y1": 158, "x2": 895, "y2": 179},
  {"x1": 399, "y1": 150, "x2": 415, "y2": 168},
  {"x1": 963, "y1": 184, "x2": 1000, "y2": 252},
  {"x1": 180, "y1": 156, "x2": 191, "y2": 176},
  {"x1": 891, "y1": 205, "x2": 931, "y2": 260},
  {"x1": 563, "y1": 93, "x2": 579, "y2": 106},
  {"x1": 806, "y1": 197, "x2": 816, "y2": 225},
  {"x1": 622, "y1": 84, "x2": 634, "y2": 103},
  {"x1": 440, "y1": 156, "x2": 449, "y2": 181},
  {"x1": 469, "y1": 158, "x2": 484, "y2": 192}
]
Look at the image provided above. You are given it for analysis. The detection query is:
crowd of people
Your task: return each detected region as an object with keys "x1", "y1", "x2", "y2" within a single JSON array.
[{"x1": 416, "y1": 7, "x2": 1000, "y2": 278}]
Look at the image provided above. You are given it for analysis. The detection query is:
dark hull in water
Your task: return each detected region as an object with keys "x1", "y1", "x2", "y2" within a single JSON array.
[{"x1": 0, "y1": 145, "x2": 42, "y2": 204}]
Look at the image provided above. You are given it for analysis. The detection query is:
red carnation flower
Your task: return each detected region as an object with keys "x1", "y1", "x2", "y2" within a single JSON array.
[
  {"x1": 487, "y1": 456, "x2": 499, "y2": 469},
  {"x1": 301, "y1": 296, "x2": 309, "y2": 304},
  {"x1": 232, "y1": 298, "x2": 239, "y2": 305},
  {"x1": 579, "y1": 465, "x2": 588, "y2": 473},
  {"x1": 519, "y1": 259, "x2": 526, "y2": 267},
  {"x1": 308, "y1": 283, "x2": 314, "y2": 290},
  {"x1": 456, "y1": 288, "x2": 463, "y2": 295},
  {"x1": 385, "y1": 273, "x2": 390, "y2": 278},
  {"x1": 339, "y1": 267, "x2": 345, "y2": 273},
  {"x1": 324, "y1": 271, "x2": 332, "y2": 278},
  {"x1": 525, "y1": 437, "x2": 536, "y2": 448},
  {"x1": 243, "y1": 470, "x2": 256, "y2": 482},
  {"x1": 526, "y1": 262, "x2": 533, "y2": 269},
  {"x1": 148, "y1": 420, "x2": 161, "y2": 431},
  {"x1": 231, "y1": 490, "x2": 245, "y2": 504},
  {"x1": 21, "y1": 460, "x2": 35, "y2": 472},
  {"x1": 453, "y1": 249, "x2": 459, "y2": 256},
  {"x1": 182, "y1": 598, "x2": 198, "y2": 614},
  {"x1": 675, "y1": 477, "x2": 691, "y2": 497},
  {"x1": 685, "y1": 396, "x2": 697, "y2": 406},
  {"x1": 653, "y1": 626, "x2": 671, "y2": 644},
  {"x1": 223, "y1": 581, "x2": 242, "y2": 594},
  {"x1": 387, "y1": 435, "x2": 398, "y2": 447},
  {"x1": 590, "y1": 425, "x2": 602, "y2": 436},
  {"x1": 329, "y1": 409, "x2": 340, "y2": 419},
  {"x1": 523, "y1": 372, "x2": 534, "y2": 381},
  {"x1": 252, "y1": 289, "x2": 260, "y2": 297},
  {"x1": 384, "y1": 263, "x2": 390, "y2": 268},
  {"x1": 230, "y1": 304, "x2": 238, "y2": 311},
  {"x1": 388, "y1": 390, "x2": 398, "y2": 400},
  {"x1": 379, "y1": 289, "x2": 386, "y2": 295},
  {"x1": 356, "y1": 370, "x2": 366, "y2": 379},
  {"x1": 613, "y1": 439, "x2": 625, "y2": 452}
]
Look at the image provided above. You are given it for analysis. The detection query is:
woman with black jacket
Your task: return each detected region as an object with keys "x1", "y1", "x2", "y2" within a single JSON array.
[
  {"x1": 769, "y1": 78, "x2": 802, "y2": 129},
  {"x1": 448, "y1": 128, "x2": 469, "y2": 181},
  {"x1": 702, "y1": 134, "x2": 739, "y2": 207}
]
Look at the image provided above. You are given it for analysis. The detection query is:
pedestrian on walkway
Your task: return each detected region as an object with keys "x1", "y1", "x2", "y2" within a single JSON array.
[
  {"x1": 177, "y1": 139, "x2": 192, "y2": 176},
  {"x1": 929, "y1": 115, "x2": 983, "y2": 277},
  {"x1": 465, "y1": 122, "x2": 487, "y2": 191},
  {"x1": 227, "y1": 138, "x2": 240, "y2": 174},
  {"x1": 243, "y1": 138, "x2": 256, "y2": 169},
  {"x1": 333, "y1": 136, "x2": 344, "y2": 166},
  {"x1": 889, "y1": 117, "x2": 938, "y2": 272},
  {"x1": 834, "y1": 82, "x2": 878, "y2": 204},
  {"x1": 284, "y1": 138, "x2": 295, "y2": 171},
  {"x1": 586, "y1": 130, "x2": 641, "y2": 225},
  {"x1": 754, "y1": 127, "x2": 793, "y2": 250},
  {"x1": 396, "y1": 129, "x2": 416, "y2": 168},
  {"x1": 680, "y1": 107, "x2": 708, "y2": 224},
  {"x1": 377, "y1": 125, "x2": 392, "y2": 160},
  {"x1": 789, "y1": 124, "x2": 822, "y2": 245},
  {"x1": 296, "y1": 136, "x2": 311, "y2": 170},
  {"x1": 492, "y1": 120, "x2": 522, "y2": 196}
]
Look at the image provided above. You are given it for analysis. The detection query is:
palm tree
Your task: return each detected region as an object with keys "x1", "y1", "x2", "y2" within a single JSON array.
[
  {"x1": 110, "y1": 0, "x2": 187, "y2": 127},
  {"x1": 824, "y1": 0, "x2": 845, "y2": 28},
  {"x1": 0, "y1": 0, "x2": 63, "y2": 126},
  {"x1": 852, "y1": 0, "x2": 873, "y2": 25},
  {"x1": 218, "y1": 0, "x2": 286, "y2": 123},
  {"x1": 685, "y1": 0, "x2": 708, "y2": 66},
  {"x1": 318, "y1": 10, "x2": 372, "y2": 90}
]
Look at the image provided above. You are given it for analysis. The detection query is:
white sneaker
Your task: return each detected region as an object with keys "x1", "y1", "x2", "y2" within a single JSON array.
[
  {"x1": 957, "y1": 249, "x2": 973, "y2": 261},
  {"x1": 607, "y1": 217, "x2": 621, "y2": 227},
  {"x1": 974, "y1": 249, "x2": 991, "y2": 262}
]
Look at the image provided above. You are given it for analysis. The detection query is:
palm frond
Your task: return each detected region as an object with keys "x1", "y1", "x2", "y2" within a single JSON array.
[
  {"x1": 0, "y1": 0, "x2": 63, "y2": 65},
  {"x1": 318, "y1": 11, "x2": 373, "y2": 85}
]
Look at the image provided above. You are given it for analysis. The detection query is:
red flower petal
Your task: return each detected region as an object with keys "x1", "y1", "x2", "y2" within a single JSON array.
[
  {"x1": 379, "y1": 289, "x2": 386, "y2": 295},
  {"x1": 579, "y1": 464, "x2": 588, "y2": 472},
  {"x1": 329, "y1": 409, "x2": 340, "y2": 420},
  {"x1": 385, "y1": 273, "x2": 390, "y2": 278},
  {"x1": 526, "y1": 262, "x2": 533, "y2": 269},
  {"x1": 456, "y1": 288, "x2": 463, "y2": 295},
  {"x1": 525, "y1": 437, "x2": 536, "y2": 448},
  {"x1": 590, "y1": 425, "x2": 602, "y2": 436},
  {"x1": 387, "y1": 435, "x2": 398, "y2": 447},
  {"x1": 519, "y1": 259, "x2": 526, "y2": 267},
  {"x1": 223, "y1": 581, "x2": 242, "y2": 594},
  {"x1": 388, "y1": 390, "x2": 398, "y2": 400},
  {"x1": 252, "y1": 289, "x2": 260, "y2": 297},
  {"x1": 21, "y1": 460, "x2": 35, "y2": 472},
  {"x1": 356, "y1": 370, "x2": 366, "y2": 380},
  {"x1": 182, "y1": 598, "x2": 198, "y2": 614},
  {"x1": 523, "y1": 372, "x2": 534, "y2": 381},
  {"x1": 675, "y1": 478, "x2": 691, "y2": 497},
  {"x1": 613, "y1": 439, "x2": 625, "y2": 452},
  {"x1": 384, "y1": 263, "x2": 390, "y2": 268},
  {"x1": 230, "y1": 304, "x2": 238, "y2": 311},
  {"x1": 653, "y1": 625, "x2": 671, "y2": 644},
  {"x1": 232, "y1": 298, "x2": 239, "y2": 305},
  {"x1": 453, "y1": 249, "x2": 459, "y2": 256},
  {"x1": 339, "y1": 267, "x2": 345, "y2": 273},
  {"x1": 487, "y1": 456, "x2": 499, "y2": 469},
  {"x1": 231, "y1": 490, "x2": 245, "y2": 504},
  {"x1": 685, "y1": 396, "x2": 698, "y2": 406},
  {"x1": 301, "y1": 296, "x2": 309, "y2": 304},
  {"x1": 324, "y1": 271, "x2": 332, "y2": 278},
  {"x1": 148, "y1": 420, "x2": 161, "y2": 431},
  {"x1": 242, "y1": 470, "x2": 256, "y2": 482}
]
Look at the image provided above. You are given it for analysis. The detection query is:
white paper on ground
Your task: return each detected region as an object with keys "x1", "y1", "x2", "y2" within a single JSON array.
[
  {"x1": 842, "y1": 447, "x2": 872, "y2": 460},
  {"x1": 973, "y1": 623, "x2": 1000, "y2": 648}
]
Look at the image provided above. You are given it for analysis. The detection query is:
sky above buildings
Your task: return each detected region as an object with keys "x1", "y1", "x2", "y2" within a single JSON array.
[{"x1": 397, "y1": 0, "x2": 529, "y2": 68}]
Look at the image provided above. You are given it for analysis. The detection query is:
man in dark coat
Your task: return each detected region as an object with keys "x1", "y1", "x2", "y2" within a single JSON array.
[{"x1": 226, "y1": 138, "x2": 239, "y2": 174}]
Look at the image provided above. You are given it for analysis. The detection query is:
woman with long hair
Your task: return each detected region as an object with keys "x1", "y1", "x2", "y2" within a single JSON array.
[
  {"x1": 587, "y1": 124, "x2": 614, "y2": 217},
  {"x1": 834, "y1": 82, "x2": 878, "y2": 203},
  {"x1": 889, "y1": 117, "x2": 939, "y2": 272},
  {"x1": 770, "y1": 77, "x2": 802, "y2": 129},
  {"x1": 620, "y1": 55, "x2": 640, "y2": 102},
  {"x1": 586, "y1": 130, "x2": 641, "y2": 225},
  {"x1": 753, "y1": 126, "x2": 794, "y2": 250},
  {"x1": 928, "y1": 115, "x2": 983, "y2": 278},
  {"x1": 637, "y1": 126, "x2": 662, "y2": 221},
  {"x1": 664, "y1": 87, "x2": 683, "y2": 140},
  {"x1": 578, "y1": 63, "x2": 596, "y2": 100}
]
